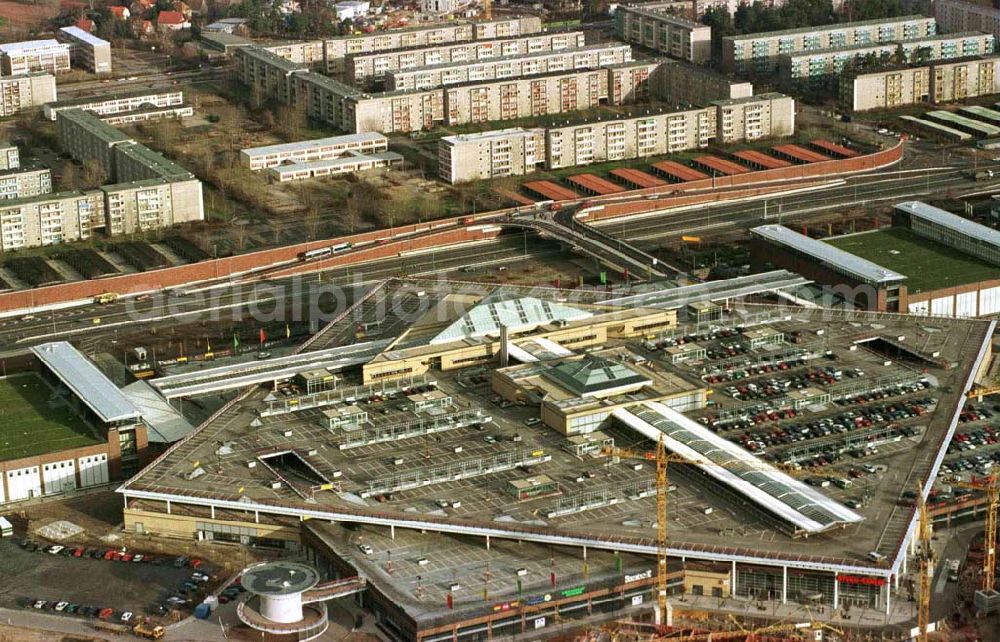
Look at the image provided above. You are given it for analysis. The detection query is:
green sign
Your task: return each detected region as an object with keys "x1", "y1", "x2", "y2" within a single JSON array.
[{"x1": 561, "y1": 586, "x2": 585, "y2": 598}]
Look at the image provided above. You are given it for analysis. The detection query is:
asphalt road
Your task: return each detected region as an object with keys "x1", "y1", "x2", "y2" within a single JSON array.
[
  {"x1": 0, "y1": 237, "x2": 556, "y2": 354},
  {"x1": 2, "y1": 157, "x2": 995, "y2": 355},
  {"x1": 599, "y1": 167, "x2": 989, "y2": 243}
]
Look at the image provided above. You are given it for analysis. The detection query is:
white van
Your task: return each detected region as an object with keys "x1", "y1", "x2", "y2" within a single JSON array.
[{"x1": 0, "y1": 516, "x2": 11, "y2": 538}]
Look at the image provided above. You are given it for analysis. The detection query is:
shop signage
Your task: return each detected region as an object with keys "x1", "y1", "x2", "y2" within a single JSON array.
[
  {"x1": 624, "y1": 569, "x2": 653, "y2": 583},
  {"x1": 836, "y1": 575, "x2": 886, "y2": 587}
]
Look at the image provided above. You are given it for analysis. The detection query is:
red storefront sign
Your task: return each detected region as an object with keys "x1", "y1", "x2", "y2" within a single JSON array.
[{"x1": 836, "y1": 575, "x2": 886, "y2": 587}]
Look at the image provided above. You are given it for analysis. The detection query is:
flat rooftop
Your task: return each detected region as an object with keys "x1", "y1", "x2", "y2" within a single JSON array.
[
  {"x1": 0, "y1": 39, "x2": 66, "y2": 53},
  {"x1": 754, "y1": 224, "x2": 906, "y2": 286},
  {"x1": 57, "y1": 108, "x2": 134, "y2": 144},
  {"x1": 242, "y1": 561, "x2": 319, "y2": 595},
  {"x1": 119, "y1": 279, "x2": 993, "y2": 580},
  {"x1": 46, "y1": 89, "x2": 182, "y2": 110},
  {"x1": 896, "y1": 200, "x2": 1000, "y2": 253},
  {"x1": 824, "y1": 227, "x2": 999, "y2": 293},
  {"x1": 306, "y1": 520, "x2": 657, "y2": 623},
  {"x1": 242, "y1": 132, "x2": 387, "y2": 157},
  {"x1": 58, "y1": 26, "x2": 109, "y2": 46},
  {"x1": 31, "y1": 341, "x2": 140, "y2": 423}
]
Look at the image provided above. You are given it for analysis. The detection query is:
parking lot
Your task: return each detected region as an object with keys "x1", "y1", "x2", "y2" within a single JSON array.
[{"x1": 0, "y1": 537, "x2": 213, "y2": 624}]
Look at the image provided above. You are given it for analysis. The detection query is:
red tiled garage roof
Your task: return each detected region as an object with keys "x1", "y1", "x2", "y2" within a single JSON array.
[
  {"x1": 609, "y1": 168, "x2": 665, "y2": 189},
  {"x1": 731, "y1": 149, "x2": 791, "y2": 170},
  {"x1": 811, "y1": 139, "x2": 859, "y2": 158},
  {"x1": 566, "y1": 173, "x2": 627, "y2": 196},
  {"x1": 522, "y1": 180, "x2": 578, "y2": 201},
  {"x1": 772, "y1": 144, "x2": 831, "y2": 164},
  {"x1": 651, "y1": 160, "x2": 709, "y2": 182},
  {"x1": 691, "y1": 155, "x2": 751, "y2": 176}
]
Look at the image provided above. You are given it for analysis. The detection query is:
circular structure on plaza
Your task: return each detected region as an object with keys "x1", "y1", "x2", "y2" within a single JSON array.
[{"x1": 237, "y1": 561, "x2": 328, "y2": 641}]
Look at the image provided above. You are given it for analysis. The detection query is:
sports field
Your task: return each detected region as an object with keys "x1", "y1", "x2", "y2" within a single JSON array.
[
  {"x1": 0, "y1": 374, "x2": 99, "y2": 461},
  {"x1": 824, "y1": 227, "x2": 1000, "y2": 293}
]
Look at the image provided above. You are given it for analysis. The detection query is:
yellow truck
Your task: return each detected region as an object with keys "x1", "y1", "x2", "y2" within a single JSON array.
[
  {"x1": 93, "y1": 292, "x2": 119, "y2": 305},
  {"x1": 133, "y1": 623, "x2": 165, "y2": 639}
]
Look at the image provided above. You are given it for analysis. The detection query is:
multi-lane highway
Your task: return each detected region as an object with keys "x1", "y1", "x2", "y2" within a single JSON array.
[
  {"x1": 0, "y1": 236, "x2": 556, "y2": 354},
  {"x1": 2, "y1": 160, "x2": 994, "y2": 355},
  {"x1": 598, "y1": 167, "x2": 987, "y2": 243}
]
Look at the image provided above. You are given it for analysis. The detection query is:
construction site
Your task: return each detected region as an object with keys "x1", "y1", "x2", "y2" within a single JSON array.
[{"x1": 105, "y1": 275, "x2": 998, "y2": 642}]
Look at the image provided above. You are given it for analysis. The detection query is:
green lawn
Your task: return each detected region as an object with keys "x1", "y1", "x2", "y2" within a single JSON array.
[
  {"x1": 825, "y1": 227, "x2": 1000, "y2": 293},
  {"x1": 0, "y1": 374, "x2": 99, "y2": 461}
]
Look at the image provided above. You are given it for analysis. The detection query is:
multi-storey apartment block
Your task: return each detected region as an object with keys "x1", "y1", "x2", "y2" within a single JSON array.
[
  {"x1": 839, "y1": 55, "x2": 1000, "y2": 111},
  {"x1": 291, "y1": 72, "x2": 362, "y2": 132},
  {"x1": 260, "y1": 40, "x2": 325, "y2": 67},
  {"x1": 442, "y1": 69, "x2": 608, "y2": 127},
  {"x1": 936, "y1": 0, "x2": 1000, "y2": 41},
  {"x1": 0, "y1": 167, "x2": 51, "y2": 200},
  {"x1": 604, "y1": 59, "x2": 754, "y2": 106},
  {"x1": 0, "y1": 73, "x2": 56, "y2": 116},
  {"x1": 384, "y1": 44, "x2": 633, "y2": 91},
  {"x1": 57, "y1": 26, "x2": 112, "y2": 74},
  {"x1": 56, "y1": 108, "x2": 134, "y2": 179},
  {"x1": 0, "y1": 40, "x2": 71, "y2": 75},
  {"x1": 100, "y1": 177, "x2": 202, "y2": 236},
  {"x1": 235, "y1": 46, "x2": 308, "y2": 104},
  {"x1": 437, "y1": 92, "x2": 794, "y2": 181},
  {"x1": 348, "y1": 86, "x2": 446, "y2": 134},
  {"x1": 240, "y1": 132, "x2": 389, "y2": 170},
  {"x1": 43, "y1": 90, "x2": 185, "y2": 121},
  {"x1": 46, "y1": 109, "x2": 204, "y2": 246},
  {"x1": 0, "y1": 146, "x2": 19, "y2": 171},
  {"x1": 722, "y1": 16, "x2": 937, "y2": 75},
  {"x1": 778, "y1": 32, "x2": 995, "y2": 85},
  {"x1": 614, "y1": 3, "x2": 712, "y2": 64},
  {"x1": 323, "y1": 17, "x2": 542, "y2": 74},
  {"x1": 712, "y1": 93, "x2": 795, "y2": 143},
  {"x1": 0, "y1": 190, "x2": 104, "y2": 251},
  {"x1": 347, "y1": 31, "x2": 587, "y2": 86},
  {"x1": 652, "y1": 60, "x2": 755, "y2": 105},
  {"x1": 289, "y1": 66, "x2": 612, "y2": 133},
  {"x1": 545, "y1": 108, "x2": 716, "y2": 170},
  {"x1": 438, "y1": 128, "x2": 545, "y2": 183}
]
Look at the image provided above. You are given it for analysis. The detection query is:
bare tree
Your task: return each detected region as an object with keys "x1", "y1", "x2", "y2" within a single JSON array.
[
  {"x1": 60, "y1": 163, "x2": 80, "y2": 190},
  {"x1": 80, "y1": 159, "x2": 108, "y2": 188},
  {"x1": 344, "y1": 196, "x2": 360, "y2": 234},
  {"x1": 233, "y1": 221, "x2": 249, "y2": 251},
  {"x1": 304, "y1": 202, "x2": 322, "y2": 240}
]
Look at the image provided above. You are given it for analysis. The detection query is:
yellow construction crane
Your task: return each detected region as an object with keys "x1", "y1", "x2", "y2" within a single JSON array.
[
  {"x1": 601, "y1": 439, "x2": 849, "y2": 627},
  {"x1": 916, "y1": 484, "x2": 934, "y2": 642},
  {"x1": 953, "y1": 474, "x2": 1000, "y2": 594}
]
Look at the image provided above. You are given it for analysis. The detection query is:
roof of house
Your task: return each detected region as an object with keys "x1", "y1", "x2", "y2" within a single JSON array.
[
  {"x1": 110, "y1": 5, "x2": 129, "y2": 16},
  {"x1": 157, "y1": 10, "x2": 187, "y2": 24}
]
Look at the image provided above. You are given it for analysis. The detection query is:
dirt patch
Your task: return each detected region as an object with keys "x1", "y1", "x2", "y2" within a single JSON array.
[
  {"x1": 0, "y1": 624, "x2": 102, "y2": 642},
  {"x1": 0, "y1": 0, "x2": 82, "y2": 33}
]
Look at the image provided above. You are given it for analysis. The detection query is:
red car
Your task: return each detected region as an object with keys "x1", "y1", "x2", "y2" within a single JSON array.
[
  {"x1": 98, "y1": 608, "x2": 113, "y2": 620},
  {"x1": 120, "y1": 553, "x2": 134, "y2": 562},
  {"x1": 72, "y1": 547, "x2": 85, "y2": 557},
  {"x1": 189, "y1": 558, "x2": 203, "y2": 570}
]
